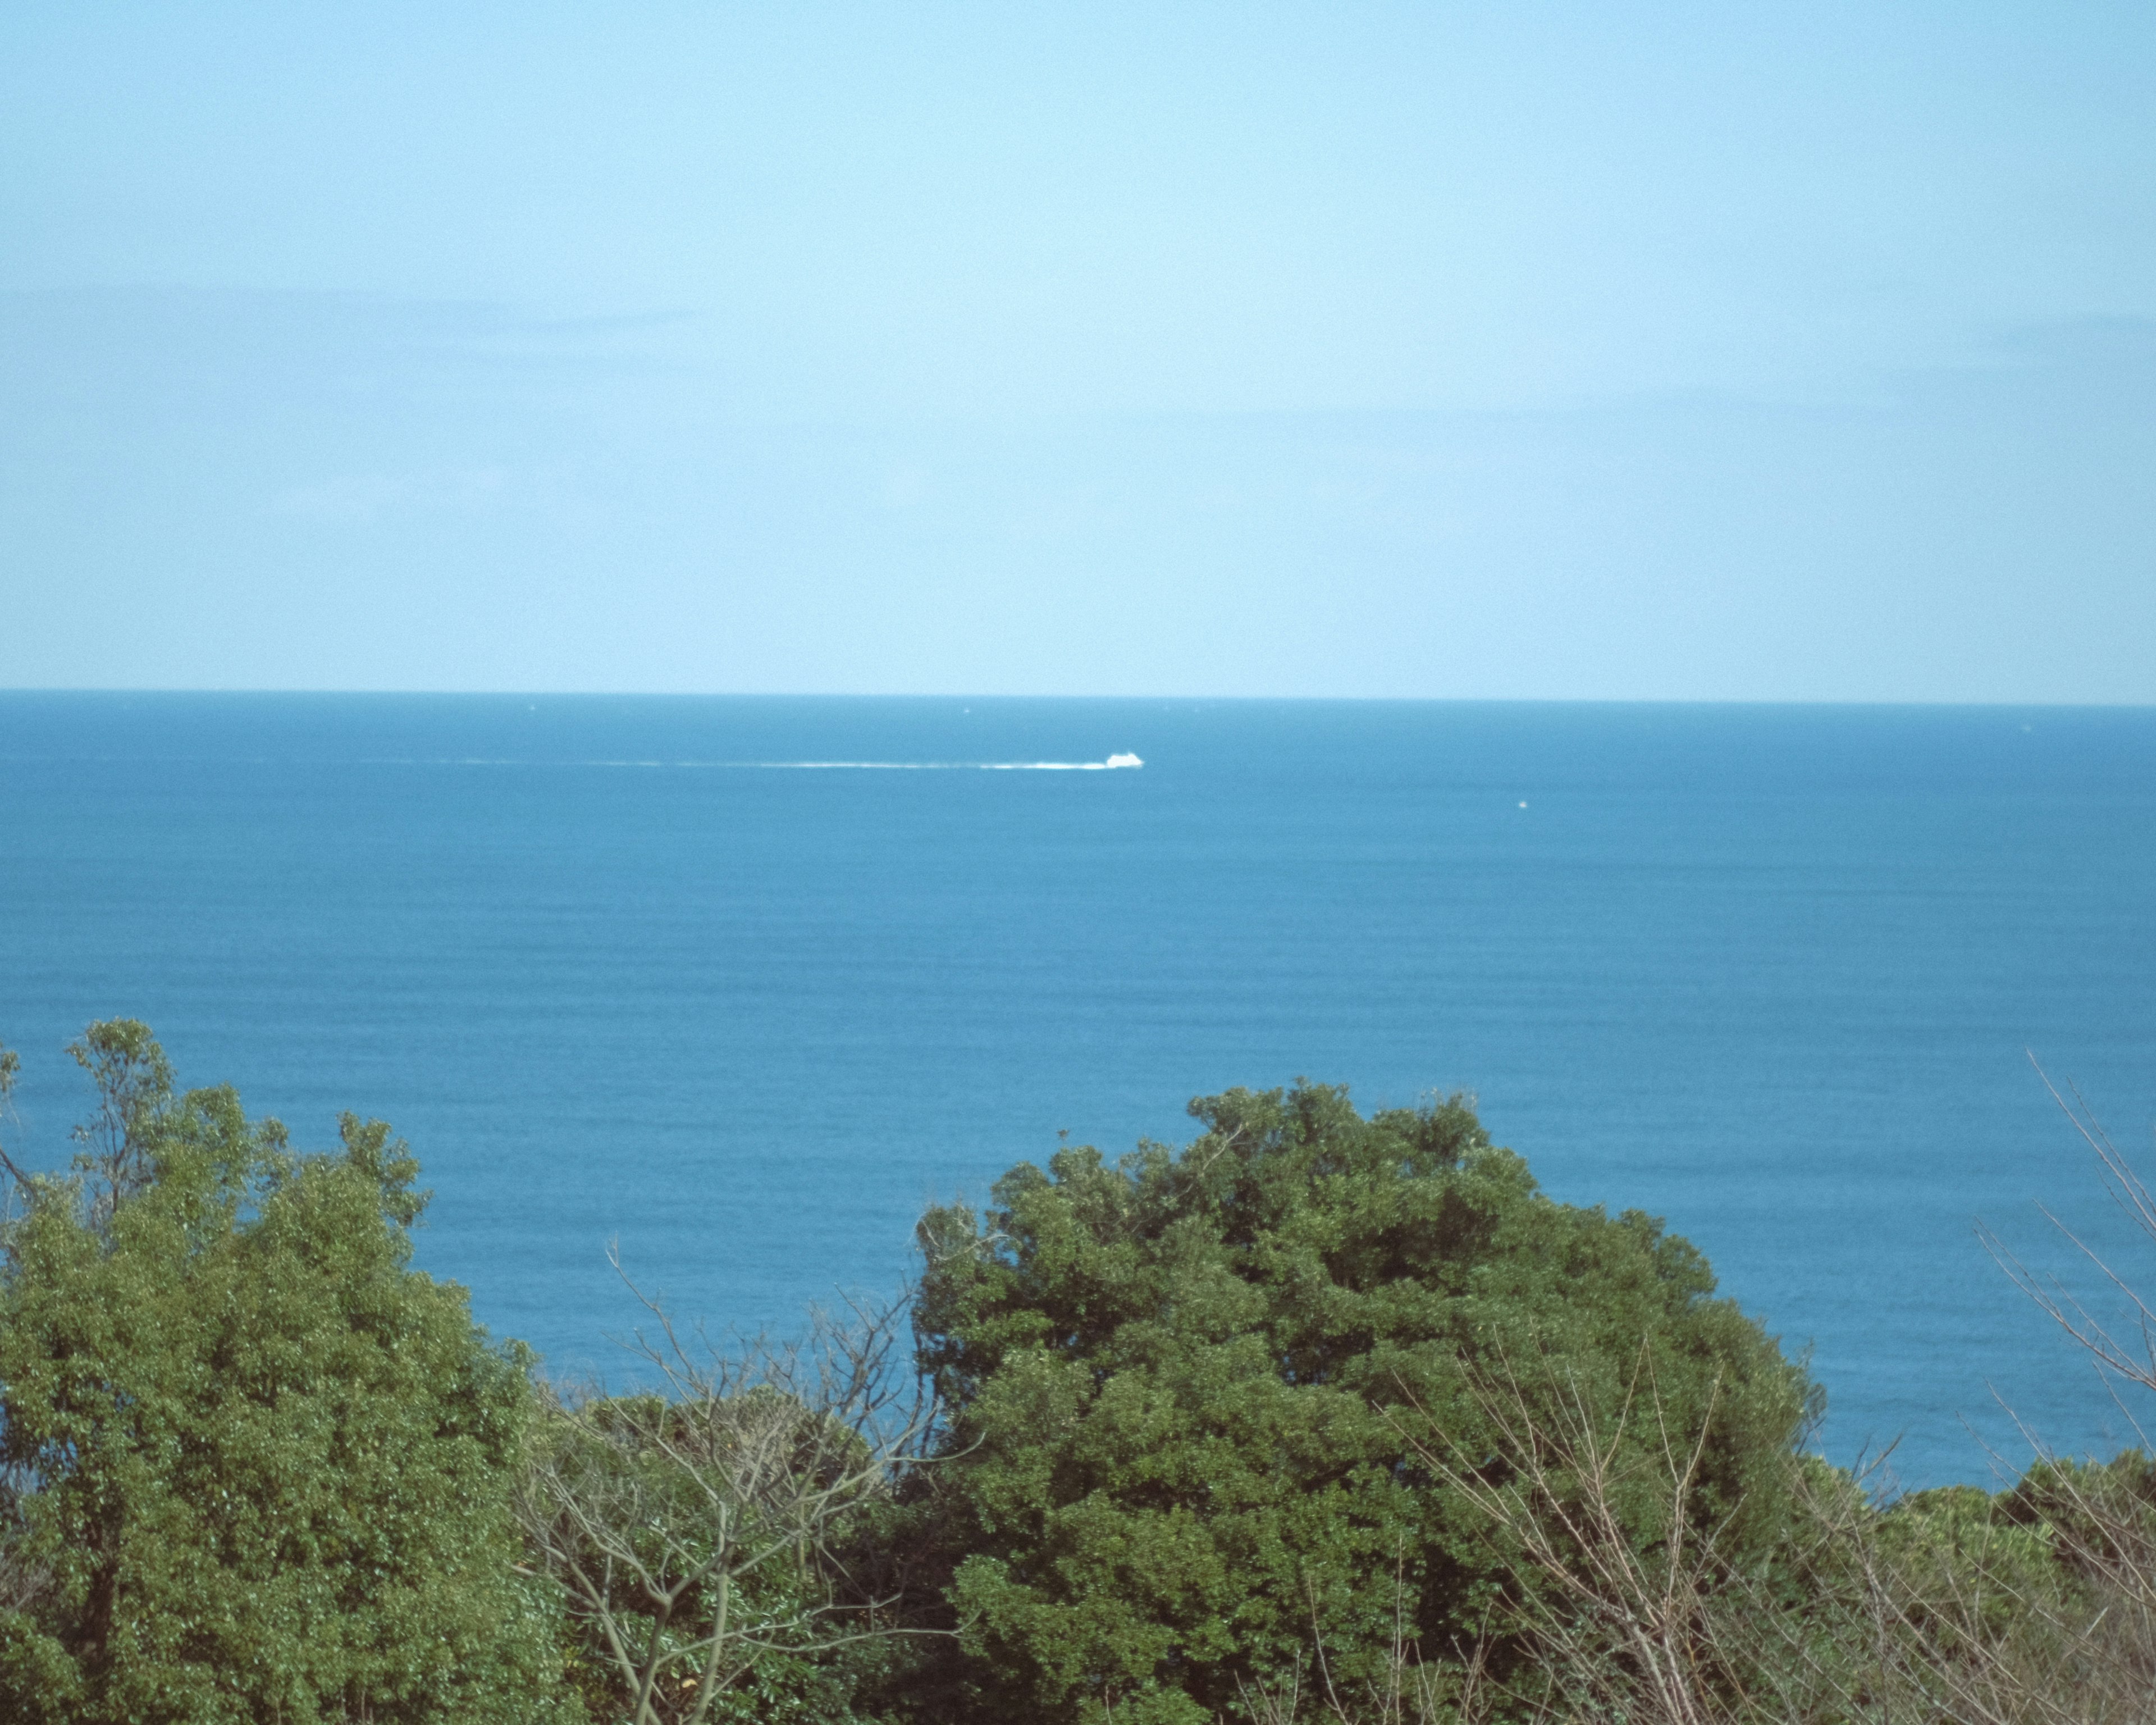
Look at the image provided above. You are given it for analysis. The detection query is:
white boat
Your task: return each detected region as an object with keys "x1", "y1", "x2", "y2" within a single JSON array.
[{"x1": 1104, "y1": 752, "x2": 1143, "y2": 769}]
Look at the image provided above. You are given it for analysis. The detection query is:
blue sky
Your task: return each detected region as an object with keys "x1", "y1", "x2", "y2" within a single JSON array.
[{"x1": 2, "y1": 2, "x2": 2150, "y2": 697}]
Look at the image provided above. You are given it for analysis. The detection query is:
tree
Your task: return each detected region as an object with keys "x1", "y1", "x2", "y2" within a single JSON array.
[
  {"x1": 903, "y1": 1082, "x2": 1815, "y2": 1725},
  {"x1": 519, "y1": 1269, "x2": 935, "y2": 1725},
  {"x1": 0, "y1": 1022, "x2": 579, "y2": 1724}
]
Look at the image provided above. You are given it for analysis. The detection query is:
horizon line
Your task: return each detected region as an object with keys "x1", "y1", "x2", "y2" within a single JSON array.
[{"x1": 1, "y1": 687, "x2": 2152, "y2": 712}]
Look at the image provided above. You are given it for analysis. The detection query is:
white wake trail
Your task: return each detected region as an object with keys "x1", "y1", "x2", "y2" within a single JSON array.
[{"x1": 376, "y1": 755, "x2": 1145, "y2": 771}]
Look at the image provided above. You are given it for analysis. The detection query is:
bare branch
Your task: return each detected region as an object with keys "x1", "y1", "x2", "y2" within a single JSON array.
[{"x1": 519, "y1": 1267, "x2": 946, "y2": 1725}]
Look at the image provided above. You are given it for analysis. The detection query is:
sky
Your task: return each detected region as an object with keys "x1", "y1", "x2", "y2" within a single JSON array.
[{"x1": 2, "y1": 2, "x2": 2151, "y2": 699}]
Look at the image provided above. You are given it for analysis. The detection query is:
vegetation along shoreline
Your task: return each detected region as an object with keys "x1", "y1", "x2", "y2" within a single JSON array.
[{"x1": 0, "y1": 1023, "x2": 2149, "y2": 1723}]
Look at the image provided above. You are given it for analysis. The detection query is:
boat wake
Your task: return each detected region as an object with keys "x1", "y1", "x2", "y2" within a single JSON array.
[{"x1": 379, "y1": 755, "x2": 1145, "y2": 771}]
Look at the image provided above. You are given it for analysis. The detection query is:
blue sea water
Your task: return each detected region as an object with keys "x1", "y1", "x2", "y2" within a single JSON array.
[{"x1": 3, "y1": 692, "x2": 2153, "y2": 1485}]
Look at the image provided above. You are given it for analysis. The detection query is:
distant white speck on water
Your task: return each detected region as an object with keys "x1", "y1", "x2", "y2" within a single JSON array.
[{"x1": 8, "y1": 695, "x2": 2153, "y2": 1482}]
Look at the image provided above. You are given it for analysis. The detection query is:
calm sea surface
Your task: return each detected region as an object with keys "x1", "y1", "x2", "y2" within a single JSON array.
[{"x1": 3, "y1": 693, "x2": 2153, "y2": 1484}]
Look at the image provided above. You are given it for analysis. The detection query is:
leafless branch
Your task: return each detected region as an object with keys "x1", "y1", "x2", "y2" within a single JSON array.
[{"x1": 518, "y1": 1256, "x2": 943, "y2": 1725}]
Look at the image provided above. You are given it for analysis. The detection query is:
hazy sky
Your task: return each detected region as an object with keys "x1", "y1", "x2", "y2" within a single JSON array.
[{"x1": 3, "y1": 2, "x2": 2151, "y2": 698}]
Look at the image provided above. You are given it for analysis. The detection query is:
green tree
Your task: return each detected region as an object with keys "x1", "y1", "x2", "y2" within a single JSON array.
[
  {"x1": 0, "y1": 1021, "x2": 580, "y2": 1724},
  {"x1": 901, "y1": 1082, "x2": 1815, "y2": 1725}
]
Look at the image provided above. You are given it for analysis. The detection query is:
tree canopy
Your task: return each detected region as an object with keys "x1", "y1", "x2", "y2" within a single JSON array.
[
  {"x1": 0, "y1": 1021, "x2": 575, "y2": 1724},
  {"x1": 905, "y1": 1082, "x2": 1815, "y2": 1724},
  {"x1": 4, "y1": 1028, "x2": 2139, "y2": 1722}
]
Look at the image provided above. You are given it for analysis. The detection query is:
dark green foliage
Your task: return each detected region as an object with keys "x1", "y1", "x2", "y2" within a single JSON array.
[
  {"x1": 900, "y1": 1082, "x2": 1816, "y2": 1724},
  {"x1": 0, "y1": 1023, "x2": 579, "y2": 1724},
  {"x1": 2001, "y1": 1450, "x2": 2156, "y2": 1573},
  {"x1": 7, "y1": 1024, "x2": 2150, "y2": 1723}
]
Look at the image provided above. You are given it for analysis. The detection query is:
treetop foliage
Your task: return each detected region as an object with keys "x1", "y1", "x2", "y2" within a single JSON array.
[
  {"x1": 907, "y1": 1081, "x2": 1816, "y2": 1724},
  {"x1": 2, "y1": 1026, "x2": 2145, "y2": 1723},
  {"x1": 0, "y1": 1022, "x2": 574, "y2": 1725}
]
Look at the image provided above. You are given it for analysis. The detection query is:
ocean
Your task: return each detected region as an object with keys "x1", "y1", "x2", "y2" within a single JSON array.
[{"x1": 3, "y1": 692, "x2": 2152, "y2": 1485}]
